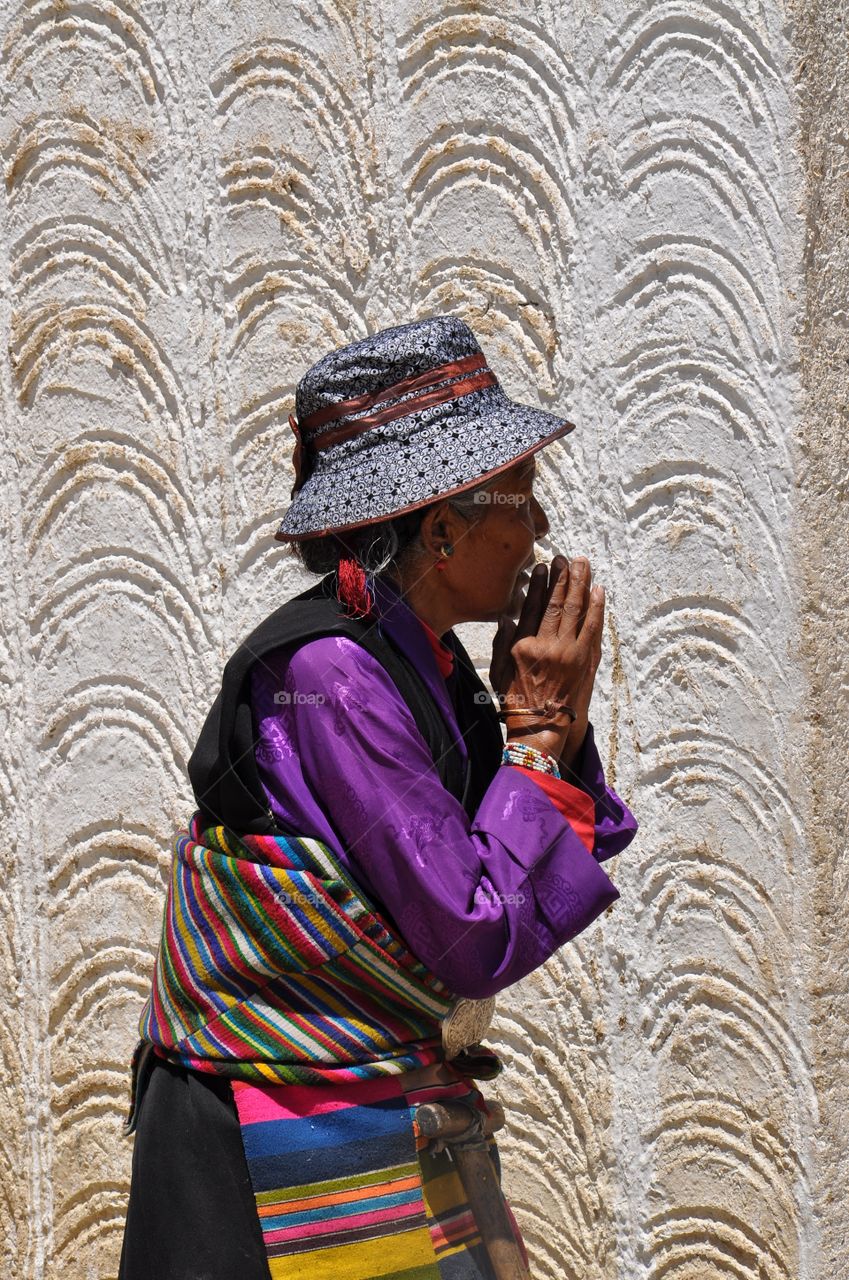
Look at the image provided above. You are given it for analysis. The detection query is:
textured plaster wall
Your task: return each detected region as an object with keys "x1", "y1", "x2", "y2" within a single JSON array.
[
  {"x1": 0, "y1": 2, "x2": 836, "y2": 1277},
  {"x1": 788, "y1": 1, "x2": 849, "y2": 1275}
]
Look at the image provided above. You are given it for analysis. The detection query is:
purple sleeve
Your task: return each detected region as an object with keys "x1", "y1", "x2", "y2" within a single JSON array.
[
  {"x1": 250, "y1": 636, "x2": 635, "y2": 1000},
  {"x1": 564, "y1": 724, "x2": 639, "y2": 862}
]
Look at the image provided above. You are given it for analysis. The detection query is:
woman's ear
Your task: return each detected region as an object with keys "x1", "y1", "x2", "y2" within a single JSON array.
[{"x1": 418, "y1": 503, "x2": 452, "y2": 556}]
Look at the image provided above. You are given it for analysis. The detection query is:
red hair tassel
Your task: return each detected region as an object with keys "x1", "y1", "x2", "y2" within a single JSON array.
[{"x1": 336, "y1": 556, "x2": 373, "y2": 619}]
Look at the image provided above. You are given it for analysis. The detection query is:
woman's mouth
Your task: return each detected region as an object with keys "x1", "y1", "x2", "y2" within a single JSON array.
[{"x1": 515, "y1": 557, "x2": 538, "y2": 585}]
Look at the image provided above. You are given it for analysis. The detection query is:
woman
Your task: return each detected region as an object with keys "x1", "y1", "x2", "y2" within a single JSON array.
[{"x1": 119, "y1": 315, "x2": 637, "y2": 1279}]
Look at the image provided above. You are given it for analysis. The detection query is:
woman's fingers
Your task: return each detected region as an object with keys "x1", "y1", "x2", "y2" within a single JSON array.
[
  {"x1": 556, "y1": 557, "x2": 591, "y2": 638},
  {"x1": 579, "y1": 584, "x2": 605, "y2": 657},
  {"x1": 490, "y1": 613, "x2": 518, "y2": 693},
  {"x1": 578, "y1": 560, "x2": 591, "y2": 635},
  {"x1": 513, "y1": 562, "x2": 551, "y2": 643},
  {"x1": 494, "y1": 612, "x2": 518, "y2": 666},
  {"x1": 499, "y1": 613, "x2": 518, "y2": 650},
  {"x1": 538, "y1": 557, "x2": 571, "y2": 638},
  {"x1": 594, "y1": 587, "x2": 604, "y2": 662},
  {"x1": 546, "y1": 555, "x2": 568, "y2": 608},
  {"x1": 534, "y1": 554, "x2": 569, "y2": 637}
]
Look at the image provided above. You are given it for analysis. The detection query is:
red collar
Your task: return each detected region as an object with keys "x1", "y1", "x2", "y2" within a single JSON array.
[{"x1": 417, "y1": 616, "x2": 455, "y2": 678}]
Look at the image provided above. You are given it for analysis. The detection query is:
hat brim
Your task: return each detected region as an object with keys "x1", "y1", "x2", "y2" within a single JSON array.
[{"x1": 273, "y1": 388, "x2": 576, "y2": 543}]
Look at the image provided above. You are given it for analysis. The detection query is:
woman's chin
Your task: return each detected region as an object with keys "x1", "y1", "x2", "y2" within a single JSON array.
[{"x1": 467, "y1": 574, "x2": 531, "y2": 623}]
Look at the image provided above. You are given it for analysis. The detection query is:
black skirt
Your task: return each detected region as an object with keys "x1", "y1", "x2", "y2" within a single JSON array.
[{"x1": 118, "y1": 1055, "x2": 271, "y2": 1280}]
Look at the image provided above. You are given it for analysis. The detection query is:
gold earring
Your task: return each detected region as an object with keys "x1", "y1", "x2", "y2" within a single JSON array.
[{"x1": 434, "y1": 543, "x2": 453, "y2": 572}]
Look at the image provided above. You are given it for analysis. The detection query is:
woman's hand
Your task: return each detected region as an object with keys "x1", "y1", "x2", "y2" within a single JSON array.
[
  {"x1": 490, "y1": 554, "x2": 605, "y2": 773},
  {"x1": 554, "y1": 559, "x2": 603, "y2": 776}
]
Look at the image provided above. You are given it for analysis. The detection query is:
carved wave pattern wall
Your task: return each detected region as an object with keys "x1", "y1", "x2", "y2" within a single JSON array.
[
  {"x1": 593, "y1": 8, "x2": 807, "y2": 1278},
  {"x1": 0, "y1": 2, "x2": 805, "y2": 1277}
]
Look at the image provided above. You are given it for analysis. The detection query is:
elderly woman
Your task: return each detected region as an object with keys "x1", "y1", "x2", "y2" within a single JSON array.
[{"x1": 119, "y1": 315, "x2": 637, "y2": 1280}]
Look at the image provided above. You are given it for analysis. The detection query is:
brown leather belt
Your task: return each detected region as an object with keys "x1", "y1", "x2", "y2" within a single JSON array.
[{"x1": 397, "y1": 1058, "x2": 467, "y2": 1093}]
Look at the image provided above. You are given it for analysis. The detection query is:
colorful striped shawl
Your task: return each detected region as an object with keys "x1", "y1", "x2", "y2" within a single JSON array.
[{"x1": 132, "y1": 811, "x2": 499, "y2": 1110}]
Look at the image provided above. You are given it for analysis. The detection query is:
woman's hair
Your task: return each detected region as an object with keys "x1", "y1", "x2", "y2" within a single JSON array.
[{"x1": 290, "y1": 476, "x2": 500, "y2": 580}]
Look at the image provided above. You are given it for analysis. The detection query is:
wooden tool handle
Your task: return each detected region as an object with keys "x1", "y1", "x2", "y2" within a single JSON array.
[
  {"x1": 452, "y1": 1145, "x2": 531, "y2": 1280},
  {"x1": 415, "y1": 1098, "x2": 506, "y2": 1140}
]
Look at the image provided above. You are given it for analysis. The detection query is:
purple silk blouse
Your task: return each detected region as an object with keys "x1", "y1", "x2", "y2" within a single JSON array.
[{"x1": 249, "y1": 574, "x2": 638, "y2": 1000}]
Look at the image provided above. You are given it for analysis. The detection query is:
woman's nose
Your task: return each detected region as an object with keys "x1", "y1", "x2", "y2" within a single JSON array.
[{"x1": 531, "y1": 495, "x2": 550, "y2": 540}]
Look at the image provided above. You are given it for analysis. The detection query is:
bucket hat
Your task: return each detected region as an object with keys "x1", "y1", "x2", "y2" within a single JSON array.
[{"x1": 274, "y1": 314, "x2": 575, "y2": 542}]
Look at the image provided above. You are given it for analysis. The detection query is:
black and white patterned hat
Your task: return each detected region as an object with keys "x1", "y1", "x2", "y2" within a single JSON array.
[{"x1": 274, "y1": 315, "x2": 575, "y2": 542}]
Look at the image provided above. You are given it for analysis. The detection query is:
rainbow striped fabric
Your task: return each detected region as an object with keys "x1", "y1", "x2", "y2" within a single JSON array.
[
  {"x1": 232, "y1": 1072, "x2": 525, "y2": 1279},
  {"x1": 136, "y1": 812, "x2": 499, "y2": 1090},
  {"x1": 130, "y1": 813, "x2": 514, "y2": 1274}
]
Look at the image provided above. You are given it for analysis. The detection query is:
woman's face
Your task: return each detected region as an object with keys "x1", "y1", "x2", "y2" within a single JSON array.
[{"x1": 451, "y1": 456, "x2": 550, "y2": 623}]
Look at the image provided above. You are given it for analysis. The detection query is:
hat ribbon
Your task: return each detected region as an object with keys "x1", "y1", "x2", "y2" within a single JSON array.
[{"x1": 287, "y1": 353, "x2": 497, "y2": 497}]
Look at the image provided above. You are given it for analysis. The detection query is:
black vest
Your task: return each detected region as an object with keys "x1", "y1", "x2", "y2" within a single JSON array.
[{"x1": 188, "y1": 572, "x2": 504, "y2": 835}]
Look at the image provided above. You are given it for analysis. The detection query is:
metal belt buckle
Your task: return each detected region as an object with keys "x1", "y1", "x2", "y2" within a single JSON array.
[{"x1": 441, "y1": 996, "x2": 496, "y2": 1059}]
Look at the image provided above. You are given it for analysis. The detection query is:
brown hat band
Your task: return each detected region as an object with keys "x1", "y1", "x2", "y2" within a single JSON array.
[
  {"x1": 301, "y1": 352, "x2": 494, "y2": 435},
  {"x1": 289, "y1": 353, "x2": 498, "y2": 495}
]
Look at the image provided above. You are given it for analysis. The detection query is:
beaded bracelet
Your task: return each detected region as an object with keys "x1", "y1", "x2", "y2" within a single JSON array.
[{"x1": 502, "y1": 741, "x2": 562, "y2": 779}]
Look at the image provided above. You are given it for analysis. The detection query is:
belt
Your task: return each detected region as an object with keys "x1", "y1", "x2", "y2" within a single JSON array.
[{"x1": 397, "y1": 1058, "x2": 467, "y2": 1093}]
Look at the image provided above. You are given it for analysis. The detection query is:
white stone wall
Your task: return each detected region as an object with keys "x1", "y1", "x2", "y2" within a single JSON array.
[{"x1": 1, "y1": 2, "x2": 840, "y2": 1277}]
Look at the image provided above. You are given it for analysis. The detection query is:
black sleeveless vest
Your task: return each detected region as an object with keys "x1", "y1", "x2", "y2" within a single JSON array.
[{"x1": 187, "y1": 572, "x2": 505, "y2": 835}]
